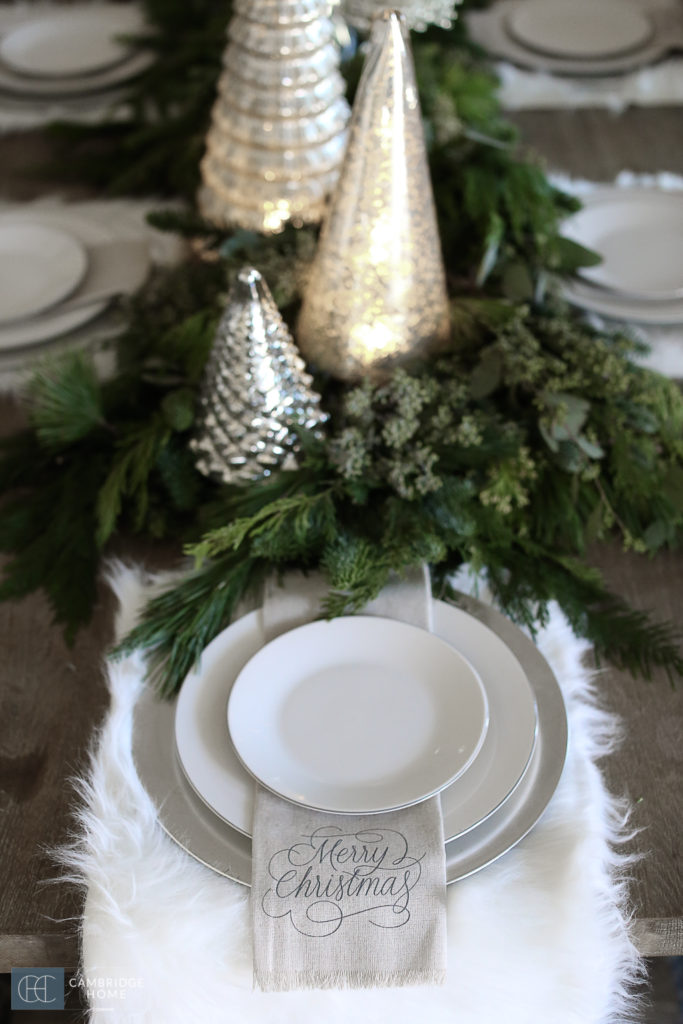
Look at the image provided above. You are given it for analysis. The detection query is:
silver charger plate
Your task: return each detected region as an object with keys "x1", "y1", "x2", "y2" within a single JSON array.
[{"x1": 132, "y1": 592, "x2": 568, "y2": 886}]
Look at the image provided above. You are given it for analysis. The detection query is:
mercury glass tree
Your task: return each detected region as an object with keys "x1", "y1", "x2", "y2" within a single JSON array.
[
  {"x1": 297, "y1": 10, "x2": 451, "y2": 382},
  {"x1": 190, "y1": 268, "x2": 328, "y2": 485},
  {"x1": 199, "y1": 0, "x2": 351, "y2": 234}
]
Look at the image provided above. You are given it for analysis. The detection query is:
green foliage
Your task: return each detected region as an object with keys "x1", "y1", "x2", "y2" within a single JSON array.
[
  {"x1": 27, "y1": 352, "x2": 104, "y2": 448},
  {"x1": 0, "y1": 429, "x2": 103, "y2": 642}
]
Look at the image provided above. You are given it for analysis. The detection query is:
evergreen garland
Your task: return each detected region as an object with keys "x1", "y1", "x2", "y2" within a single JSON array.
[{"x1": 1, "y1": 0, "x2": 681, "y2": 694}]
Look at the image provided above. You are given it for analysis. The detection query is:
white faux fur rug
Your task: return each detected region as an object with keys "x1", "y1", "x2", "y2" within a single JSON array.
[{"x1": 60, "y1": 564, "x2": 643, "y2": 1023}]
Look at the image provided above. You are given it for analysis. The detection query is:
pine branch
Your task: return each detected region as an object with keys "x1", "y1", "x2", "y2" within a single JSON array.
[
  {"x1": 113, "y1": 551, "x2": 264, "y2": 697},
  {"x1": 27, "y1": 352, "x2": 105, "y2": 449},
  {"x1": 0, "y1": 452, "x2": 103, "y2": 642}
]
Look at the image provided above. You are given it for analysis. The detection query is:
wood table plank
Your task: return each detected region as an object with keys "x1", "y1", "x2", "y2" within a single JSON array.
[{"x1": 507, "y1": 107, "x2": 683, "y2": 180}]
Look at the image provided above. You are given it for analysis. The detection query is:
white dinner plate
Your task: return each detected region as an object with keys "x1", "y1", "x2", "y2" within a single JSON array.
[
  {"x1": 561, "y1": 279, "x2": 683, "y2": 326},
  {"x1": 175, "y1": 598, "x2": 537, "y2": 840},
  {"x1": 505, "y1": 0, "x2": 653, "y2": 61},
  {"x1": 227, "y1": 616, "x2": 489, "y2": 814},
  {"x1": 0, "y1": 5, "x2": 142, "y2": 78},
  {"x1": 562, "y1": 189, "x2": 683, "y2": 302},
  {"x1": 0, "y1": 211, "x2": 112, "y2": 351},
  {"x1": 0, "y1": 223, "x2": 87, "y2": 325},
  {"x1": 134, "y1": 594, "x2": 565, "y2": 885}
]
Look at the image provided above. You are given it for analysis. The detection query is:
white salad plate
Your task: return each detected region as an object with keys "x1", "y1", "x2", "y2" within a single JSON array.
[
  {"x1": 174, "y1": 596, "x2": 537, "y2": 841},
  {"x1": 133, "y1": 593, "x2": 564, "y2": 886},
  {"x1": 562, "y1": 189, "x2": 683, "y2": 302},
  {"x1": 227, "y1": 616, "x2": 490, "y2": 815},
  {"x1": 0, "y1": 222, "x2": 87, "y2": 325},
  {"x1": 0, "y1": 6, "x2": 141, "y2": 78},
  {"x1": 505, "y1": 0, "x2": 652, "y2": 61}
]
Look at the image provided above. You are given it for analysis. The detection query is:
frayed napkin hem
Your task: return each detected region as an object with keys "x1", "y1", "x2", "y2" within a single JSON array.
[{"x1": 253, "y1": 968, "x2": 448, "y2": 992}]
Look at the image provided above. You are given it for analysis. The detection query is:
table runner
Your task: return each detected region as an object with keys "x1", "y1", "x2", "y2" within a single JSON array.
[
  {"x1": 57, "y1": 561, "x2": 642, "y2": 1022},
  {"x1": 494, "y1": 57, "x2": 683, "y2": 113}
]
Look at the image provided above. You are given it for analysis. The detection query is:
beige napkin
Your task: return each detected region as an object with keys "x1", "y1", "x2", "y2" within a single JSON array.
[{"x1": 250, "y1": 570, "x2": 447, "y2": 991}]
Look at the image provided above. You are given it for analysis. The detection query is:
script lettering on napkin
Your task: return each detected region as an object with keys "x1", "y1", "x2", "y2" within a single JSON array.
[{"x1": 261, "y1": 825, "x2": 425, "y2": 937}]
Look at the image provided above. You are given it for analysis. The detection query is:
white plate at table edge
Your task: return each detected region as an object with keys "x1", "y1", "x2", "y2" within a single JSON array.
[
  {"x1": 0, "y1": 48, "x2": 153, "y2": 98},
  {"x1": 0, "y1": 6, "x2": 143, "y2": 79},
  {"x1": 0, "y1": 222, "x2": 88, "y2": 325},
  {"x1": 174, "y1": 599, "x2": 537, "y2": 840},
  {"x1": 226, "y1": 616, "x2": 490, "y2": 815},
  {"x1": 561, "y1": 278, "x2": 683, "y2": 326},
  {"x1": 563, "y1": 189, "x2": 683, "y2": 303},
  {"x1": 133, "y1": 594, "x2": 564, "y2": 886}
]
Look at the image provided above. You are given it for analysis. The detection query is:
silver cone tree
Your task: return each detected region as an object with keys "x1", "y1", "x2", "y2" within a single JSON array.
[
  {"x1": 297, "y1": 10, "x2": 451, "y2": 382},
  {"x1": 199, "y1": 0, "x2": 351, "y2": 234},
  {"x1": 343, "y1": 0, "x2": 460, "y2": 32},
  {"x1": 190, "y1": 268, "x2": 328, "y2": 485}
]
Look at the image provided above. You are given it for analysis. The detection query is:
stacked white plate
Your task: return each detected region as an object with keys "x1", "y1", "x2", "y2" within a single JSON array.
[
  {"x1": 560, "y1": 187, "x2": 683, "y2": 325},
  {"x1": 0, "y1": 4, "x2": 152, "y2": 101},
  {"x1": 466, "y1": 0, "x2": 683, "y2": 76},
  {"x1": 132, "y1": 588, "x2": 568, "y2": 886},
  {"x1": 0, "y1": 210, "x2": 150, "y2": 358}
]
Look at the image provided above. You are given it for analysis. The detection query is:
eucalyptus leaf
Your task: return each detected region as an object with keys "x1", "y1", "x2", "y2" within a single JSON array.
[
  {"x1": 161, "y1": 388, "x2": 196, "y2": 432},
  {"x1": 476, "y1": 212, "x2": 504, "y2": 286},
  {"x1": 643, "y1": 519, "x2": 674, "y2": 550},
  {"x1": 502, "y1": 261, "x2": 534, "y2": 301},
  {"x1": 577, "y1": 435, "x2": 605, "y2": 460},
  {"x1": 470, "y1": 346, "x2": 503, "y2": 399},
  {"x1": 547, "y1": 236, "x2": 602, "y2": 272}
]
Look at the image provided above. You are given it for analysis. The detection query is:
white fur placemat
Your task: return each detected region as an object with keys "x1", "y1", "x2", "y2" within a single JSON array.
[{"x1": 58, "y1": 563, "x2": 643, "y2": 1023}]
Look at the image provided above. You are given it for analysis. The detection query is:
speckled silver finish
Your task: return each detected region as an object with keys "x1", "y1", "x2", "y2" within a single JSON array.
[
  {"x1": 296, "y1": 10, "x2": 451, "y2": 381},
  {"x1": 190, "y1": 268, "x2": 328, "y2": 485}
]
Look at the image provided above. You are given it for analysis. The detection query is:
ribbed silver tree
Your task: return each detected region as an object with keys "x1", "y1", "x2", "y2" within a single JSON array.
[
  {"x1": 190, "y1": 268, "x2": 328, "y2": 485},
  {"x1": 199, "y1": 0, "x2": 350, "y2": 234}
]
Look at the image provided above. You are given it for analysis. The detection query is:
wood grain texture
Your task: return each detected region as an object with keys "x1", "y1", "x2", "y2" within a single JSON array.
[
  {"x1": 588, "y1": 545, "x2": 683, "y2": 935},
  {"x1": 507, "y1": 107, "x2": 683, "y2": 180}
]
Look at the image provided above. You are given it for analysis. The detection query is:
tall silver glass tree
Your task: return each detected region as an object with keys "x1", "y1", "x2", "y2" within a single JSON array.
[{"x1": 199, "y1": 0, "x2": 351, "y2": 234}]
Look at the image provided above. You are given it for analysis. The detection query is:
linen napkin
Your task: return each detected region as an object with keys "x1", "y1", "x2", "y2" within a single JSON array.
[{"x1": 250, "y1": 569, "x2": 447, "y2": 990}]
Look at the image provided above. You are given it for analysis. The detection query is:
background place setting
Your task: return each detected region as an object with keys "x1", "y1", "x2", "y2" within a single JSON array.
[
  {"x1": 559, "y1": 185, "x2": 683, "y2": 328},
  {"x1": 0, "y1": 3, "x2": 152, "y2": 129},
  {"x1": 0, "y1": 205, "x2": 150, "y2": 380},
  {"x1": 466, "y1": 0, "x2": 683, "y2": 77}
]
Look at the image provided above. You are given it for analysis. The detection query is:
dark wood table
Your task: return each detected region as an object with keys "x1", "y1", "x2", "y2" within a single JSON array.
[{"x1": 1, "y1": 109, "x2": 682, "y2": 972}]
